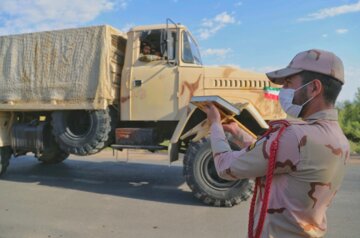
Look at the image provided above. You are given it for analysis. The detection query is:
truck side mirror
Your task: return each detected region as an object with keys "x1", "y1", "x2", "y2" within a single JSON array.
[
  {"x1": 166, "y1": 18, "x2": 178, "y2": 65},
  {"x1": 166, "y1": 30, "x2": 175, "y2": 62}
]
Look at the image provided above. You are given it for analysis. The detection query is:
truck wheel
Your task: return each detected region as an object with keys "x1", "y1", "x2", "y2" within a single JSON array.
[
  {"x1": 38, "y1": 123, "x2": 70, "y2": 164},
  {"x1": 183, "y1": 138, "x2": 253, "y2": 207},
  {"x1": 104, "y1": 106, "x2": 118, "y2": 146},
  {"x1": 52, "y1": 109, "x2": 111, "y2": 156},
  {"x1": 38, "y1": 145, "x2": 69, "y2": 164},
  {"x1": 0, "y1": 146, "x2": 12, "y2": 177}
]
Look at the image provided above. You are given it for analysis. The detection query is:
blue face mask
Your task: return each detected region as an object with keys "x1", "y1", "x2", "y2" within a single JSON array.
[{"x1": 278, "y1": 81, "x2": 315, "y2": 118}]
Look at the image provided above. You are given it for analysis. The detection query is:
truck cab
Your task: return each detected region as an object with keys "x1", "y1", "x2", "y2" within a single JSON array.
[
  {"x1": 120, "y1": 22, "x2": 284, "y2": 123},
  {"x1": 120, "y1": 23, "x2": 204, "y2": 121}
]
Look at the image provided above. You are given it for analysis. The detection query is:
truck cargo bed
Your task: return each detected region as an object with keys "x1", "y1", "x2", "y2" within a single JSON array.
[{"x1": 0, "y1": 25, "x2": 127, "y2": 111}]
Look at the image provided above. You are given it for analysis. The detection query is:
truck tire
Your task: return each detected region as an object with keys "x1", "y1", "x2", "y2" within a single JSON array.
[
  {"x1": 51, "y1": 109, "x2": 111, "y2": 156},
  {"x1": 104, "y1": 106, "x2": 118, "y2": 146},
  {"x1": 38, "y1": 144, "x2": 70, "y2": 164},
  {"x1": 183, "y1": 138, "x2": 253, "y2": 207},
  {"x1": 0, "y1": 146, "x2": 12, "y2": 177},
  {"x1": 37, "y1": 123, "x2": 70, "y2": 164}
]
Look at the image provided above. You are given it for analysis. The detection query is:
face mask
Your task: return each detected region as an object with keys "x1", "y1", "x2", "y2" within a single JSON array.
[{"x1": 279, "y1": 81, "x2": 315, "y2": 118}]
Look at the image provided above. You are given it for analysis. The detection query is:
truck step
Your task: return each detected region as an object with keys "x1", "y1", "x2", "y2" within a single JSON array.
[{"x1": 110, "y1": 144, "x2": 167, "y2": 152}]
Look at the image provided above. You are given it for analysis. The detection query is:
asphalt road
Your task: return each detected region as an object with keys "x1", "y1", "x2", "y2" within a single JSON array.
[{"x1": 0, "y1": 150, "x2": 359, "y2": 238}]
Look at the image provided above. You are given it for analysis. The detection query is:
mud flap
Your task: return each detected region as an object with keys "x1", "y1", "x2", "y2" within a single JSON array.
[
  {"x1": 168, "y1": 142, "x2": 179, "y2": 163},
  {"x1": 0, "y1": 146, "x2": 12, "y2": 176}
]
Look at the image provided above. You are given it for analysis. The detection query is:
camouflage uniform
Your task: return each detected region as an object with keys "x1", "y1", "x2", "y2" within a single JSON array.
[
  {"x1": 211, "y1": 109, "x2": 349, "y2": 237},
  {"x1": 210, "y1": 49, "x2": 349, "y2": 238}
]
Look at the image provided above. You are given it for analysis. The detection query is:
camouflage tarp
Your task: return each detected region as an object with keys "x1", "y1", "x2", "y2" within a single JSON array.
[{"x1": 0, "y1": 25, "x2": 126, "y2": 111}]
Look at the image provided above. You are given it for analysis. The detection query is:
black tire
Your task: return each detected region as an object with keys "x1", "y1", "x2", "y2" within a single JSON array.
[
  {"x1": 38, "y1": 123, "x2": 70, "y2": 164},
  {"x1": 0, "y1": 146, "x2": 12, "y2": 177},
  {"x1": 38, "y1": 148, "x2": 69, "y2": 164},
  {"x1": 52, "y1": 109, "x2": 112, "y2": 156},
  {"x1": 183, "y1": 138, "x2": 253, "y2": 207},
  {"x1": 104, "y1": 106, "x2": 118, "y2": 146}
]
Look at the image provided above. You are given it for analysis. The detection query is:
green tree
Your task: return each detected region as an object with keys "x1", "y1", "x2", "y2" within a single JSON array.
[{"x1": 338, "y1": 88, "x2": 360, "y2": 153}]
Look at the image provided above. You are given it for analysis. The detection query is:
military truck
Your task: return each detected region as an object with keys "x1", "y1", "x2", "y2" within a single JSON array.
[{"x1": 0, "y1": 20, "x2": 285, "y2": 207}]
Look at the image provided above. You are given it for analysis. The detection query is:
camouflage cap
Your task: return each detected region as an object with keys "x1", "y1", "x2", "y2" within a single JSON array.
[{"x1": 266, "y1": 49, "x2": 344, "y2": 85}]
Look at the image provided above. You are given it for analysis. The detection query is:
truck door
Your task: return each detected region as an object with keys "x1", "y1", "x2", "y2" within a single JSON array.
[
  {"x1": 129, "y1": 29, "x2": 178, "y2": 121},
  {"x1": 177, "y1": 30, "x2": 204, "y2": 111}
]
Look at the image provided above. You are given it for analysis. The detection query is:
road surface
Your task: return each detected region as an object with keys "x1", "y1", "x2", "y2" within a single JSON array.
[{"x1": 0, "y1": 150, "x2": 359, "y2": 238}]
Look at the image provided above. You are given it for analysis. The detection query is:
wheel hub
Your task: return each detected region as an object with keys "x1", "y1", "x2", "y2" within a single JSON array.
[{"x1": 200, "y1": 151, "x2": 239, "y2": 190}]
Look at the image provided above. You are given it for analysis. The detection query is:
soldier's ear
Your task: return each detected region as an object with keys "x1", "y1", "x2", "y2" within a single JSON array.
[{"x1": 311, "y1": 79, "x2": 322, "y2": 96}]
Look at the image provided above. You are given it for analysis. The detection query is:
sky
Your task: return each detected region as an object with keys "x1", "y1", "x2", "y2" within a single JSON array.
[{"x1": 0, "y1": 0, "x2": 359, "y2": 102}]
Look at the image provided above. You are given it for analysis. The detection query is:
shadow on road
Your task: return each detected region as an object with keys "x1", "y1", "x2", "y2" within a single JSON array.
[{"x1": 1, "y1": 155, "x2": 203, "y2": 207}]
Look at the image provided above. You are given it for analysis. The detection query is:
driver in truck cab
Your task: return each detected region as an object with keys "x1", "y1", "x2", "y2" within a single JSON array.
[{"x1": 139, "y1": 42, "x2": 162, "y2": 62}]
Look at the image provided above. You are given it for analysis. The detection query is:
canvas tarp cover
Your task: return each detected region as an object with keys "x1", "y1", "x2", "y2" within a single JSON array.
[{"x1": 0, "y1": 25, "x2": 125, "y2": 110}]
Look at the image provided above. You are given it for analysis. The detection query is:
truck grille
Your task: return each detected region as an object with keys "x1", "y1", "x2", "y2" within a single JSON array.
[{"x1": 213, "y1": 79, "x2": 271, "y2": 89}]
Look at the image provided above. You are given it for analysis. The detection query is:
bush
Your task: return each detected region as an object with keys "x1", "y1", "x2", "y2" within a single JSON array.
[
  {"x1": 338, "y1": 88, "x2": 360, "y2": 154},
  {"x1": 349, "y1": 141, "x2": 360, "y2": 154}
]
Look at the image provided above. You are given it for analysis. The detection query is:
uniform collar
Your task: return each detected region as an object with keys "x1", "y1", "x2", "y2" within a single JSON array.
[{"x1": 305, "y1": 109, "x2": 338, "y2": 122}]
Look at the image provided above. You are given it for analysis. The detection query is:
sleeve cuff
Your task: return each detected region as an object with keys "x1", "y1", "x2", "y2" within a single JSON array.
[{"x1": 210, "y1": 122, "x2": 231, "y2": 154}]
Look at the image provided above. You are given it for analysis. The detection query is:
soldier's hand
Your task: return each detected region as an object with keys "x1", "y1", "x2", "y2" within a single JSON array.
[
  {"x1": 204, "y1": 103, "x2": 221, "y2": 125},
  {"x1": 223, "y1": 121, "x2": 256, "y2": 147},
  {"x1": 222, "y1": 121, "x2": 240, "y2": 136}
]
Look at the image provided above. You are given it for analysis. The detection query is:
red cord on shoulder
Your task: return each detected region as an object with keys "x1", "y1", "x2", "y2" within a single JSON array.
[{"x1": 248, "y1": 121, "x2": 290, "y2": 238}]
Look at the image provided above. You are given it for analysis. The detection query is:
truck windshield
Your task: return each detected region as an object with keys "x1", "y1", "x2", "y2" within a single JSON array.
[{"x1": 182, "y1": 31, "x2": 202, "y2": 65}]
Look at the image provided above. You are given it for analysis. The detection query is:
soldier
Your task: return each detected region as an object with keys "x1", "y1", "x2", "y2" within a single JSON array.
[
  {"x1": 205, "y1": 49, "x2": 350, "y2": 238},
  {"x1": 142, "y1": 44, "x2": 151, "y2": 55},
  {"x1": 139, "y1": 42, "x2": 162, "y2": 62}
]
